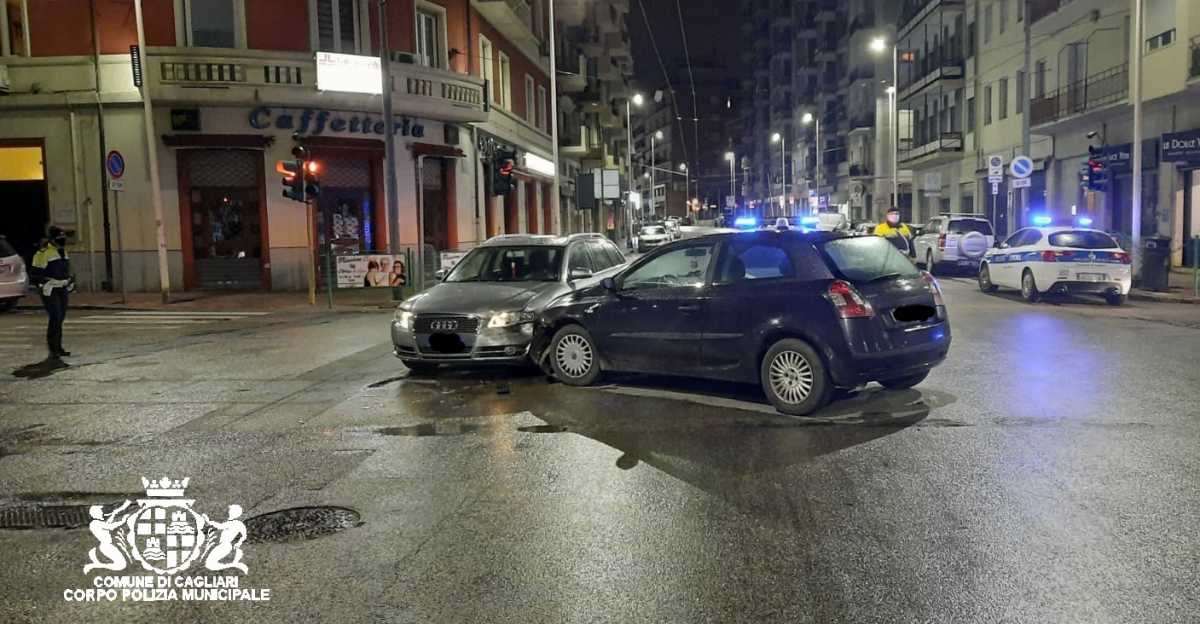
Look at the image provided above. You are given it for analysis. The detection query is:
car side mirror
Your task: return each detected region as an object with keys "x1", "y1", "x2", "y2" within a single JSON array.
[
  {"x1": 569, "y1": 268, "x2": 593, "y2": 281},
  {"x1": 994, "y1": 242, "x2": 1005, "y2": 249},
  {"x1": 601, "y1": 277, "x2": 617, "y2": 291},
  {"x1": 433, "y1": 269, "x2": 447, "y2": 281}
]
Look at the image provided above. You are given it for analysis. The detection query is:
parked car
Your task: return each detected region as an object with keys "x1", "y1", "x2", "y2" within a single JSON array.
[
  {"x1": 532, "y1": 230, "x2": 951, "y2": 415},
  {"x1": 0, "y1": 236, "x2": 28, "y2": 312},
  {"x1": 636, "y1": 225, "x2": 672, "y2": 252},
  {"x1": 852, "y1": 222, "x2": 876, "y2": 236},
  {"x1": 391, "y1": 234, "x2": 627, "y2": 372},
  {"x1": 913, "y1": 215, "x2": 994, "y2": 274},
  {"x1": 774, "y1": 218, "x2": 791, "y2": 231},
  {"x1": 978, "y1": 226, "x2": 1132, "y2": 305},
  {"x1": 664, "y1": 218, "x2": 682, "y2": 240},
  {"x1": 815, "y1": 212, "x2": 850, "y2": 232}
]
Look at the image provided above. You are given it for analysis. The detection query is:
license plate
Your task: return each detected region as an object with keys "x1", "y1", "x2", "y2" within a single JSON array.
[{"x1": 1077, "y1": 273, "x2": 1107, "y2": 282}]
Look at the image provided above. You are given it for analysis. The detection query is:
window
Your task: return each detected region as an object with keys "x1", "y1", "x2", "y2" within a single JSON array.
[
  {"x1": 818, "y1": 237, "x2": 921, "y2": 283},
  {"x1": 948, "y1": 219, "x2": 993, "y2": 235},
  {"x1": 999, "y1": 0, "x2": 1007, "y2": 34},
  {"x1": 1048, "y1": 231, "x2": 1119, "y2": 249},
  {"x1": 966, "y1": 96, "x2": 976, "y2": 132},
  {"x1": 621, "y1": 245, "x2": 716, "y2": 290},
  {"x1": 586, "y1": 240, "x2": 622, "y2": 271},
  {"x1": 188, "y1": 0, "x2": 236, "y2": 48},
  {"x1": 415, "y1": 4, "x2": 446, "y2": 69},
  {"x1": 1016, "y1": 70, "x2": 1026, "y2": 114},
  {"x1": 567, "y1": 243, "x2": 593, "y2": 276},
  {"x1": 967, "y1": 21, "x2": 976, "y2": 57},
  {"x1": 537, "y1": 86, "x2": 548, "y2": 131},
  {"x1": 984, "y1": 4, "x2": 992, "y2": 44},
  {"x1": 1035, "y1": 60, "x2": 1046, "y2": 98},
  {"x1": 498, "y1": 52, "x2": 512, "y2": 110},
  {"x1": 445, "y1": 246, "x2": 563, "y2": 282},
  {"x1": 999, "y1": 77, "x2": 1008, "y2": 120},
  {"x1": 315, "y1": 0, "x2": 360, "y2": 53},
  {"x1": 716, "y1": 243, "x2": 795, "y2": 284},
  {"x1": 984, "y1": 85, "x2": 993, "y2": 125},
  {"x1": 479, "y1": 36, "x2": 494, "y2": 101},
  {"x1": 1145, "y1": 0, "x2": 1176, "y2": 52},
  {"x1": 1017, "y1": 0, "x2": 1024, "y2": 22},
  {"x1": 524, "y1": 75, "x2": 535, "y2": 125},
  {"x1": 2, "y1": 0, "x2": 29, "y2": 56}
]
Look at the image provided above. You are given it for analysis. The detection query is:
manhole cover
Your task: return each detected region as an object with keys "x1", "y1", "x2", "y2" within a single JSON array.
[
  {"x1": 0, "y1": 505, "x2": 92, "y2": 530},
  {"x1": 245, "y1": 507, "x2": 362, "y2": 544}
]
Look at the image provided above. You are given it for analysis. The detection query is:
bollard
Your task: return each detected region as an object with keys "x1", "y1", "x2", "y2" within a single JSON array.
[{"x1": 325, "y1": 252, "x2": 335, "y2": 310}]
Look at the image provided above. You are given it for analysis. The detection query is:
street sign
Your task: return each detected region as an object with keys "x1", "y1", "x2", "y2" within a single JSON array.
[
  {"x1": 106, "y1": 150, "x2": 126, "y2": 179},
  {"x1": 988, "y1": 154, "x2": 1005, "y2": 177},
  {"x1": 991, "y1": 182, "x2": 1000, "y2": 195},
  {"x1": 988, "y1": 174, "x2": 1004, "y2": 184},
  {"x1": 1010, "y1": 155, "x2": 1034, "y2": 179},
  {"x1": 1011, "y1": 177, "x2": 1032, "y2": 189},
  {"x1": 109, "y1": 179, "x2": 125, "y2": 191}
]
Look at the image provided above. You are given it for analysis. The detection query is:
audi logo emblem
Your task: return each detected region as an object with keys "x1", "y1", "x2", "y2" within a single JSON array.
[{"x1": 429, "y1": 320, "x2": 459, "y2": 331}]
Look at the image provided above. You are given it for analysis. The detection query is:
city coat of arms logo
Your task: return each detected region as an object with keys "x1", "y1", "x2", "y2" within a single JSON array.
[{"x1": 83, "y1": 477, "x2": 248, "y2": 575}]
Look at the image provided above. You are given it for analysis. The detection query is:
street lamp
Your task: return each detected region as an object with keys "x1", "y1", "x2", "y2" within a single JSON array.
[
  {"x1": 869, "y1": 35, "x2": 900, "y2": 209},
  {"x1": 626, "y1": 92, "x2": 644, "y2": 244},
  {"x1": 771, "y1": 132, "x2": 786, "y2": 212},
  {"x1": 801, "y1": 112, "x2": 820, "y2": 211},
  {"x1": 724, "y1": 151, "x2": 736, "y2": 207},
  {"x1": 650, "y1": 129, "x2": 664, "y2": 217}
]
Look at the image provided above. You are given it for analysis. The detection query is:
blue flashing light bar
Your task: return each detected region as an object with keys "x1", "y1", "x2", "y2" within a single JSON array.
[
  {"x1": 1032, "y1": 214, "x2": 1053, "y2": 226},
  {"x1": 800, "y1": 216, "x2": 820, "y2": 226},
  {"x1": 1077, "y1": 216, "x2": 1094, "y2": 227},
  {"x1": 734, "y1": 216, "x2": 758, "y2": 228}
]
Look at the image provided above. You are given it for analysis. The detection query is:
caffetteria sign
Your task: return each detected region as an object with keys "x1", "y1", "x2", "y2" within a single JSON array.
[{"x1": 249, "y1": 106, "x2": 426, "y2": 138}]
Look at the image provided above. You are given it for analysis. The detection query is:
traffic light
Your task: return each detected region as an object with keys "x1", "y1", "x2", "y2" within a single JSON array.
[
  {"x1": 1087, "y1": 159, "x2": 1108, "y2": 191},
  {"x1": 492, "y1": 150, "x2": 516, "y2": 196},
  {"x1": 303, "y1": 159, "x2": 321, "y2": 199},
  {"x1": 278, "y1": 159, "x2": 306, "y2": 201}
]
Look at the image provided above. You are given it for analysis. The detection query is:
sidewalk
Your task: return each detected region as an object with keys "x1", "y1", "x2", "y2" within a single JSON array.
[
  {"x1": 1130, "y1": 268, "x2": 1200, "y2": 304},
  {"x1": 14, "y1": 289, "x2": 404, "y2": 312}
]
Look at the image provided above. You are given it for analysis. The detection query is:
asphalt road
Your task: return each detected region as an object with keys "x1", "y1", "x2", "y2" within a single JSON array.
[{"x1": 1, "y1": 272, "x2": 1199, "y2": 623}]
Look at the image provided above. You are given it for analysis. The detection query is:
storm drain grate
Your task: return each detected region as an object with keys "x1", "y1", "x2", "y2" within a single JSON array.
[
  {"x1": 245, "y1": 506, "x2": 362, "y2": 544},
  {"x1": 0, "y1": 505, "x2": 92, "y2": 530}
]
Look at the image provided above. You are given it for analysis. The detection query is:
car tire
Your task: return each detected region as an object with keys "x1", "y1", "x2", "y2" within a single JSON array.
[
  {"x1": 760, "y1": 338, "x2": 832, "y2": 416},
  {"x1": 978, "y1": 263, "x2": 998, "y2": 293},
  {"x1": 0, "y1": 298, "x2": 16, "y2": 312},
  {"x1": 402, "y1": 360, "x2": 438, "y2": 376},
  {"x1": 1020, "y1": 269, "x2": 1041, "y2": 303},
  {"x1": 549, "y1": 325, "x2": 601, "y2": 386},
  {"x1": 1105, "y1": 292, "x2": 1127, "y2": 306},
  {"x1": 879, "y1": 372, "x2": 929, "y2": 390},
  {"x1": 925, "y1": 250, "x2": 937, "y2": 275}
]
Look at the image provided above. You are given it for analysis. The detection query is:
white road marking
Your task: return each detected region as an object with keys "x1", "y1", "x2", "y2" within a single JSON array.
[
  {"x1": 111, "y1": 311, "x2": 268, "y2": 317},
  {"x1": 593, "y1": 385, "x2": 778, "y2": 415}
]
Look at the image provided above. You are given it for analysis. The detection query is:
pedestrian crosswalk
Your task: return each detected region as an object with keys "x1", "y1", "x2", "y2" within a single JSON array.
[{"x1": 2, "y1": 311, "x2": 270, "y2": 352}]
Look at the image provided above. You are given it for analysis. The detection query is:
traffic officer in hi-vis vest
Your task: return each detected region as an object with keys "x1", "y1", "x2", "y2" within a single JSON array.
[{"x1": 31, "y1": 226, "x2": 74, "y2": 359}]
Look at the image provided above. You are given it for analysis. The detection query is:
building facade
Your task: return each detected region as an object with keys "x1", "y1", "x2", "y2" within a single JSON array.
[{"x1": 0, "y1": 0, "x2": 631, "y2": 293}]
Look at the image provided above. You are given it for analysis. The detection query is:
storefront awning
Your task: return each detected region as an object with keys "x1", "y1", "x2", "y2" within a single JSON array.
[{"x1": 410, "y1": 143, "x2": 465, "y2": 158}]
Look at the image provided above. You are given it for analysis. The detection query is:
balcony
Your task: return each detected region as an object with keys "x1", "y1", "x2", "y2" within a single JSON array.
[
  {"x1": 472, "y1": 0, "x2": 545, "y2": 66},
  {"x1": 848, "y1": 164, "x2": 872, "y2": 178},
  {"x1": 898, "y1": 0, "x2": 965, "y2": 39},
  {"x1": 1030, "y1": 64, "x2": 1128, "y2": 128},
  {"x1": 899, "y1": 44, "x2": 964, "y2": 100},
  {"x1": 900, "y1": 132, "x2": 963, "y2": 165}
]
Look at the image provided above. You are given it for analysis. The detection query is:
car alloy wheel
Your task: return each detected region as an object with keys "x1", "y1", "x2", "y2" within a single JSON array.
[
  {"x1": 1021, "y1": 270, "x2": 1040, "y2": 303},
  {"x1": 768, "y1": 350, "x2": 814, "y2": 405},
  {"x1": 555, "y1": 334, "x2": 593, "y2": 378},
  {"x1": 926, "y1": 250, "x2": 936, "y2": 274},
  {"x1": 978, "y1": 264, "x2": 997, "y2": 293}
]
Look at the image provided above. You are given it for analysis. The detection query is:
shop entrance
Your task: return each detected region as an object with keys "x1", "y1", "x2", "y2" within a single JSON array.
[
  {"x1": 179, "y1": 149, "x2": 268, "y2": 290},
  {"x1": 1185, "y1": 169, "x2": 1200, "y2": 266},
  {"x1": 0, "y1": 143, "x2": 49, "y2": 260}
]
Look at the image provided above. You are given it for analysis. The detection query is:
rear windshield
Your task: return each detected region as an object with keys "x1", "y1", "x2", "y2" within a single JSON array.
[
  {"x1": 948, "y1": 219, "x2": 993, "y2": 235},
  {"x1": 0, "y1": 237, "x2": 15, "y2": 257},
  {"x1": 642, "y1": 226, "x2": 666, "y2": 235},
  {"x1": 1048, "y1": 231, "x2": 1119, "y2": 249},
  {"x1": 819, "y1": 237, "x2": 922, "y2": 283}
]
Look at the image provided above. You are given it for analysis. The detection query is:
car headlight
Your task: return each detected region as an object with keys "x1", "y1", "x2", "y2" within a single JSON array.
[
  {"x1": 394, "y1": 309, "x2": 414, "y2": 331},
  {"x1": 487, "y1": 310, "x2": 535, "y2": 328}
]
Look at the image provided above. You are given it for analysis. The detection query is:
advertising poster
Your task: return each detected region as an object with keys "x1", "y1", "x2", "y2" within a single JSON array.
[{"x1": 336, "y1": 254, "x2": 407, "y2": 288}]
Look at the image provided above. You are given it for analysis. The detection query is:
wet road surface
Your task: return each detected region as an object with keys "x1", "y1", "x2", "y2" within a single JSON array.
[{"x1": 1, "y1": 278, "x2": 1199, "y2": 623}]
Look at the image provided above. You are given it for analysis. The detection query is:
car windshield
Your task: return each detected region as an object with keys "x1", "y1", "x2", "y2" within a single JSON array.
[
  {"x1": 642, "y1": 226, "x2": 666, "y2": 235},
  {"x1": 819, "y1": 236, "x2": 922, "y2": 283},
  {"x1": 444, "y1": 246, "x2": 563, "y2": 282},
  {"x1": 1048, "y1": 231, "x2": 1120, "y2": 249},
  {"x1": 948, "y1": 220, "x2": 993, "y2": 235}
]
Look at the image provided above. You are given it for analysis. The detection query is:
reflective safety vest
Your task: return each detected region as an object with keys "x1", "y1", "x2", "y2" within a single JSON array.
[
  {"x1": 873, "y1": 222, "x2": 912, "y2": 238},
  {"x1": 32, "y1": 245, "x2": 70, "y2": 283}
]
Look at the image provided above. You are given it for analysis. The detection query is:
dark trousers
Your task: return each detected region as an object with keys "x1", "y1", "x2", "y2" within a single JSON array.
[{"x1": 41, "y1": 289, "x2": 68, "y2": 355}]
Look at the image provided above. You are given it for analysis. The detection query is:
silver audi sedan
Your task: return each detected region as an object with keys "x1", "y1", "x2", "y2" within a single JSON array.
[{"x1": 391, "y1": 233, "x2": 627, "y2": 372}]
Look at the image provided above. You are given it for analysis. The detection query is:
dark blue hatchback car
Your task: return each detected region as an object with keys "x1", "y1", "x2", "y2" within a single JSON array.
[{"x1": 531, "y1": 230, "x2": 951, "y2": 415}]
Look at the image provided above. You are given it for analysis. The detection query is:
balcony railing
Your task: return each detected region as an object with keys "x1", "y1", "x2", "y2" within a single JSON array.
[
  {"x1": 1030, "y1": 63, "x2": 1128, "y2": 126},
  {"x1": 900, "y1": 132, "x2": 963, "y2": 162},
  {"x1": 1191, "y1": 36, "x2": 1200, "y2": 80},
  {"x1": 900, "y1": 42, "x2": 964, "y2": 94}
]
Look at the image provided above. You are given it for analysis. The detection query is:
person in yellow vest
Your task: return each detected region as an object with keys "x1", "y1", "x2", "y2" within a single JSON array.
[
  {"x1": 31, "y1": 226, "x2": 73, "y2": 359},
  {"x1": 872, "y1": 207, "x2": 912, "y2": 238}
]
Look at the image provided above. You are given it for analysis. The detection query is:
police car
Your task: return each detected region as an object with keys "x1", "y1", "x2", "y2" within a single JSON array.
[{"x1": 977, "y1": 224, "x2": 1132, "y2": 305}]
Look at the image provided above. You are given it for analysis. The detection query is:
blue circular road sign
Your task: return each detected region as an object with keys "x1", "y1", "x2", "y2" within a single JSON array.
[
  {"x1": 1010, "y1": 156, "x2": 1033, "y2": 179},
  {"x1": 106, "y1": 150, "x2": 126, "y2": 179}
]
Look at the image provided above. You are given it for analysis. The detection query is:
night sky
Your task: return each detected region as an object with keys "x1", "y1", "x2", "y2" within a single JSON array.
[{"x1": 628, "y1": 0, "x2": 738, "y2": 91}]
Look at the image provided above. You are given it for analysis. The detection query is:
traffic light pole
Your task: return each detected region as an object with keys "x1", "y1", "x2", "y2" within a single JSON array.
[
  {"x1": 306, "y1": 195, "x2": 316, "y2": 306},
  {"x1": 379, "y1": 1, "x2": 401, "y2": 257}
]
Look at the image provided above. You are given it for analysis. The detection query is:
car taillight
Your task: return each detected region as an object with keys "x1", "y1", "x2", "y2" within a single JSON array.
[
  {"x1": 826, "y1": 280, "x2": 874, "y2": 319},
  {"x1": 1114, "y1": 251, "x2": 1132, "y2": 264},
  {"x1": 937, "y1": 233, "x2": 946, "y2": 250},
  {"x1": 1041, "y1": 250, "x2": 1071, "y2": 262},
  {"x1": 922, "y1": 271, "x2": 945, "y2": 306}
]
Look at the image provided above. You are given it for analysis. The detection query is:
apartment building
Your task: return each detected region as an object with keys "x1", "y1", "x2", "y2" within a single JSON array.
[{"x1": 0, "y1": 0, "x2": 631, "y2": 293}]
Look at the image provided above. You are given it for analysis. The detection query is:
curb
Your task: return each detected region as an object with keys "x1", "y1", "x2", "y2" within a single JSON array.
[{"x1": 1128, "y1": 290, "x2": 1200, "y2": 305}]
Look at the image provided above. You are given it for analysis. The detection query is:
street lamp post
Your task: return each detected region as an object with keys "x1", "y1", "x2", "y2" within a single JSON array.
[
  {"x1": 650, "y1": 129, "x2": 663, "y2": 218},
  {"x1": 870, "y1": 36, "x2": 900, "y2": 210},
  {"x1": 626, "y1": 93, "x2": 643, "y2": 245},
  {"x1": 801, "y1": 113, "x2": 820, "y2": 211},
  {"x1": 679, "y1": 163, "x2": 689, "y2": 217},
  {"x1": 771, "y1": 132, "x2": 786, "y2": 213},
  {"x1": 724, "y1": 152, "x2": 736, "y2": 208}
]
